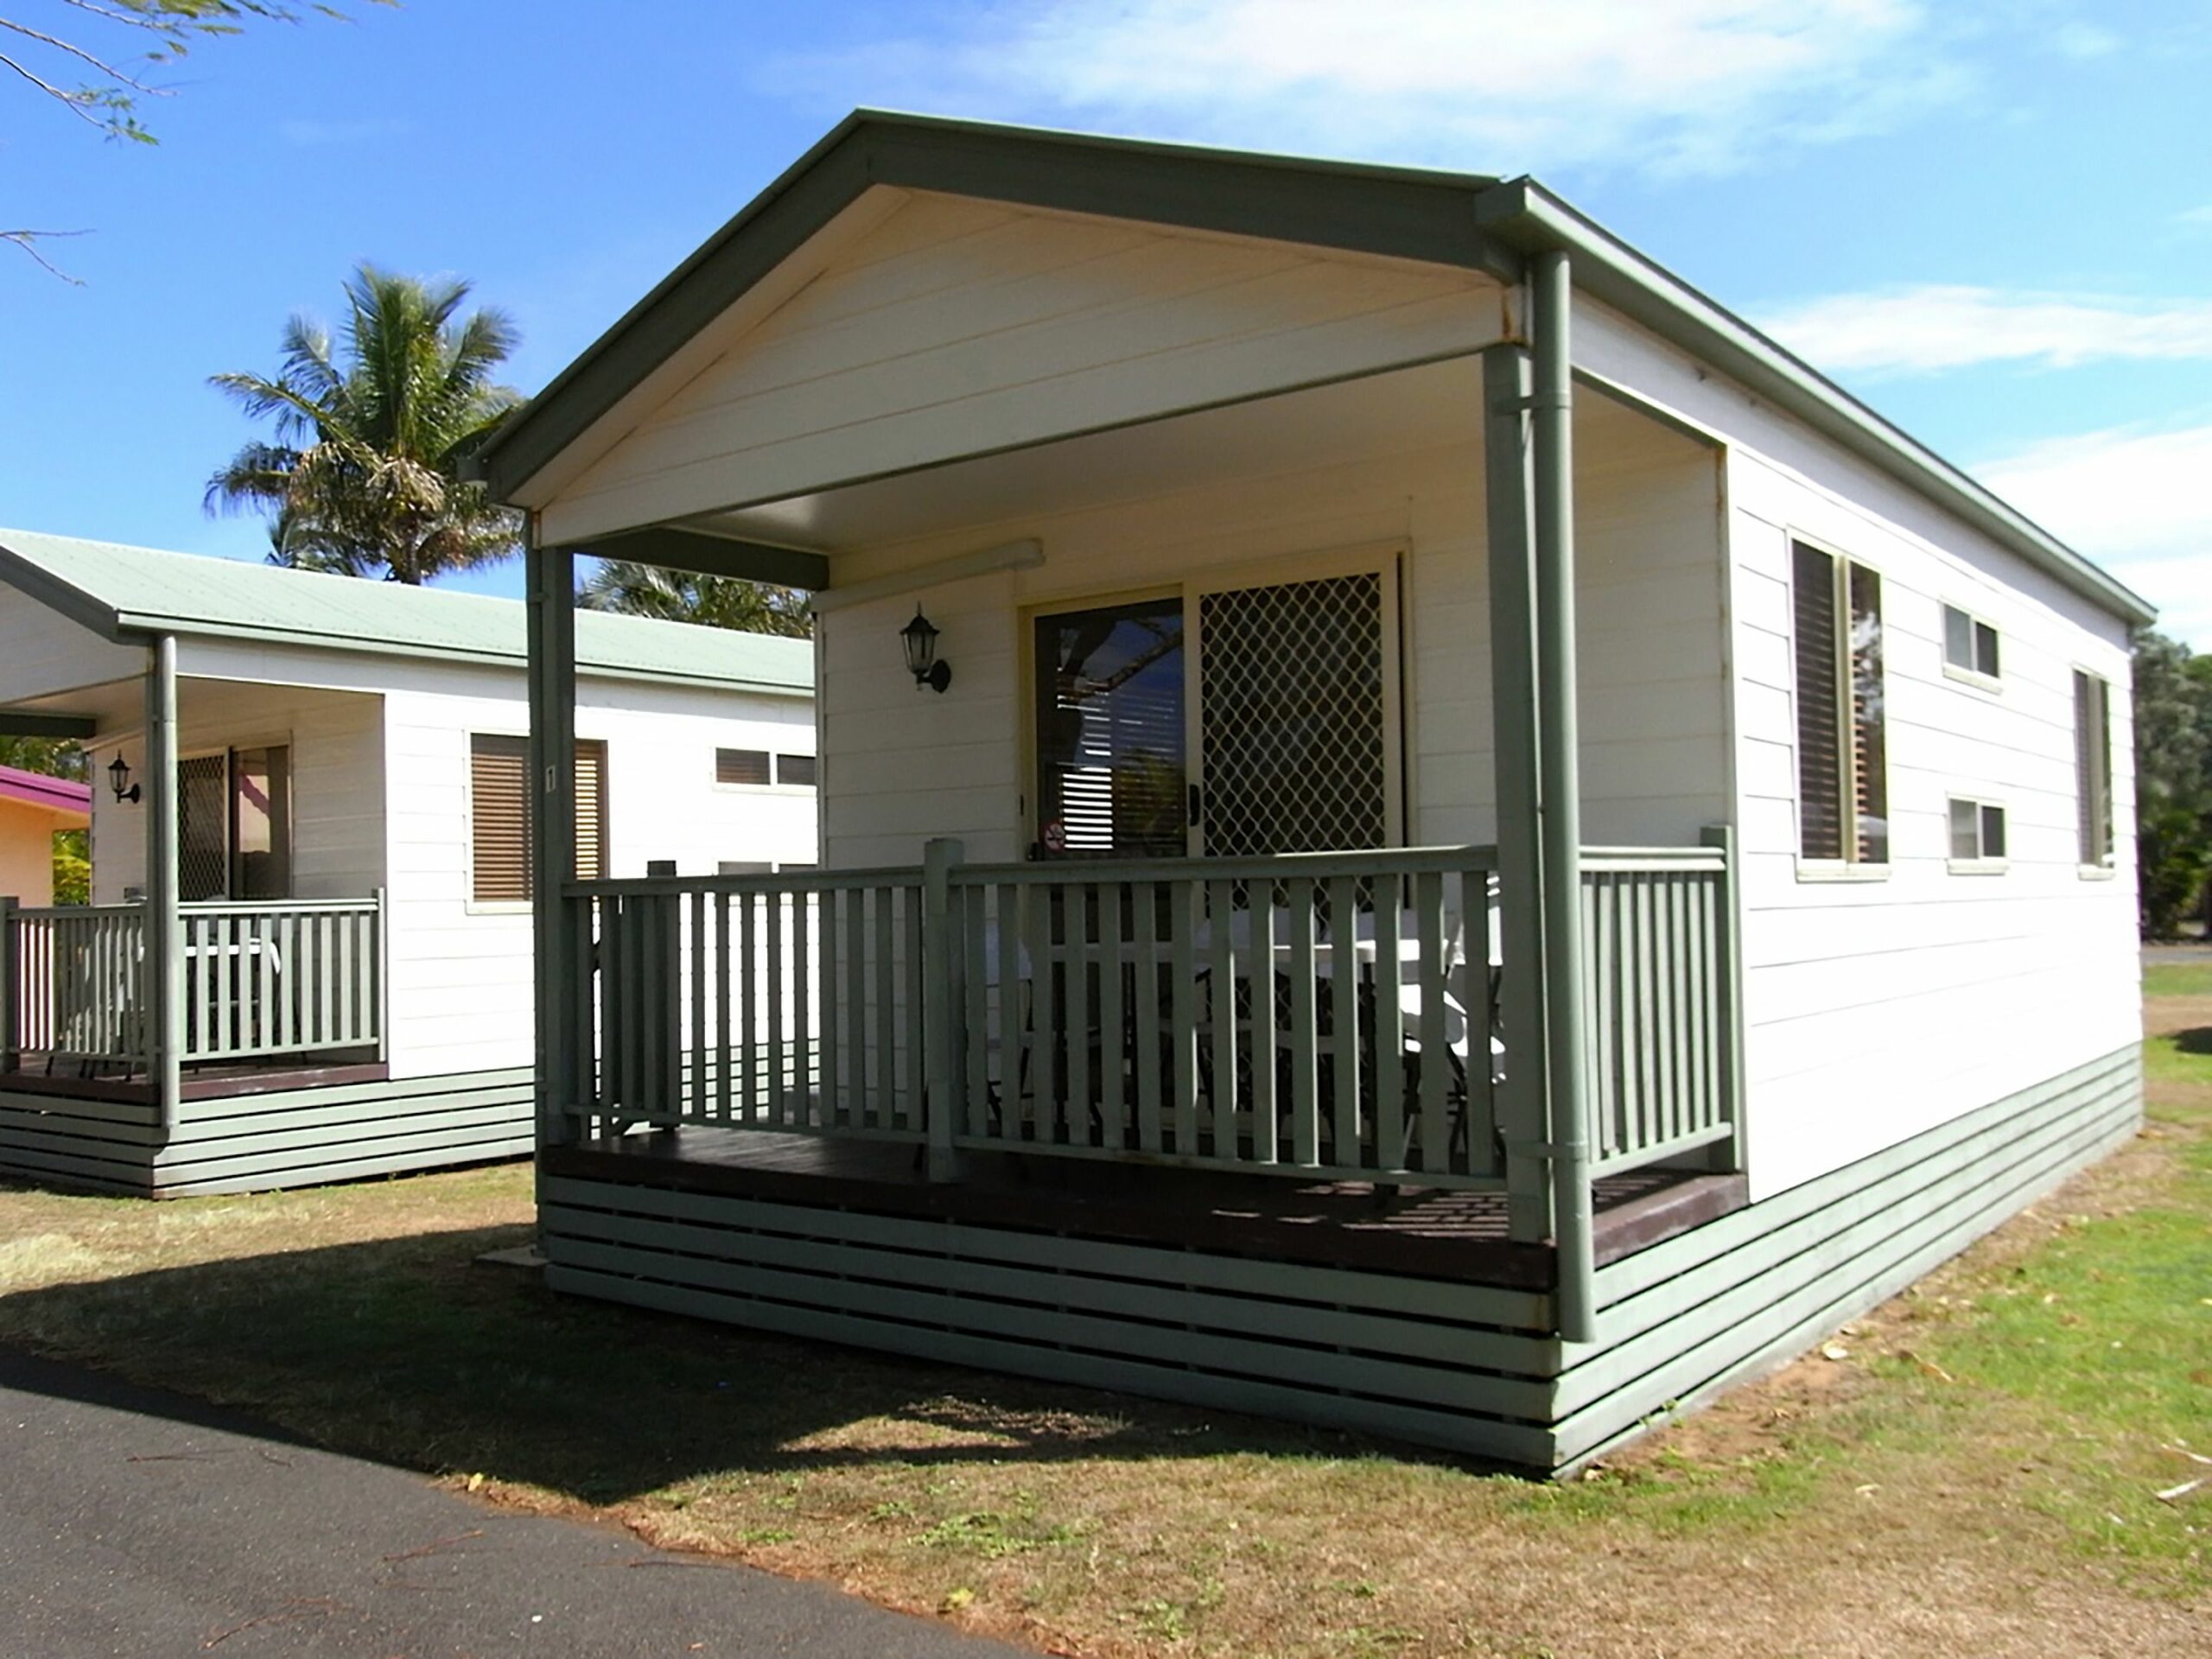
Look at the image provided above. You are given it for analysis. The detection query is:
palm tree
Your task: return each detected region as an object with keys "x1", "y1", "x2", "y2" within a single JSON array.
[
  {"x1": 207, "y1": 264, "x2": 524, "y2": 583},
  {"x1": 577, "y1": 561, "x2": 813, "y2": 638}
]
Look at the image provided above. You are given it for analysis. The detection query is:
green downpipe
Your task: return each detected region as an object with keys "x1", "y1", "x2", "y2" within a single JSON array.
[{"x1": 1531, "y1": 250, "x2": 1596, "y2": 1344}]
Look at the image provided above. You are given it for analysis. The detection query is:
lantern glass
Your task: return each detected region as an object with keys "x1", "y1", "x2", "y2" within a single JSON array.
[{"x1": 900, "y1": 607, "x2": 939, "y2": 678}]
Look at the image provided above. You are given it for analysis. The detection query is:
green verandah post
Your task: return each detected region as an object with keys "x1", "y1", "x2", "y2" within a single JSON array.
[
  {"x1": 1531, "y1": 248, "x2": 1597, "y2": 1344},
  {"x1": 145, "y1": 633, "x2": 181, "y2": 1133},
  {"x1": 527, "y1": 530, "x2": 580, "y2": 1156},
  {"x1": 1482, "y1": 340, "x2": 1554, "y2": 1246}
]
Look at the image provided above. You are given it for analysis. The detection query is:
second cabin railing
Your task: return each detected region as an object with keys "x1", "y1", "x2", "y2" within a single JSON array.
[
  {"x1": 563, "y1": 841, "x2": 1738, "y2": 1188},
  {"x1": 2, "y1": 893, "x2": 385, "y2": 1073}
]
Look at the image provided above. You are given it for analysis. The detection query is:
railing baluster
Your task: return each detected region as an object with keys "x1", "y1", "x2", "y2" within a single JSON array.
[
  {"x1": 846, "y1": 880, "x2": 868, "y2": 1129},
  {"x1": 816, "y1": 885, "x2": 838, "y2": 1128},
  {"x1": 1098, "y1": 881, "x2": 1125, "y2": 1150},
  {"x1": 963, "y1": 881, "x2": 988, "y2": 1137},
  {"x1": 1133, "y1": 880, "x2": 1162, "y2": 1154},
  {"x1": 1027, "y1": 878, "x2": 1056, "y2": 1144},
  {"x1": 873, "y1": 887, "x2": 894, "y2": 1134},
  {"x1": 994, "y1": 881, "x2": 1020, "y2": 1136},
  {"x1": 1327, "y1": 874, "x2": 1359, "y2": 1169},
  {"x1": 1414, "y1": 870, "x2": 1446, "y2": 1176},
  {"x1": 1249, "y1": 896, "x2": 1276, "y2": 1165},
  {"x1": 1170, "y1": 880, "x2": 1198, "y2": 1155},
  {"x1": 1205, "y1": 877, "x2": 1236, "y2": 1160},
  {"x1": 1286, "y1": 877, "x2": 1319, "y2": 1166},
  {"x1": 1065, "y1": 880, "x2": 1090, "y2": 1146},
  {"x1": 766, "y1": 889, "x2": 785, "y2": 1128}
]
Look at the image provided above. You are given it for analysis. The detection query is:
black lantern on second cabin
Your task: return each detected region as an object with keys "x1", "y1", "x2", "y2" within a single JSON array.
[
  {"x1": 107, "y1": 753, "x2": 140, "y2": 804},
  {"x1": 900, "y1": 605, "x2": 951, "y2": 694}
]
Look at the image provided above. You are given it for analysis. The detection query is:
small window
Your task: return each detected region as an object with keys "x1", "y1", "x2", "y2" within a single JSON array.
[
  {"x1": 715, "y1": 747, "x2": 771, "y2": 786},
  {"x1": 774, "y1": 753, "x2": 817, "y2": 788},
  {"x1": 2074, "y1": 671, "x2": 2113, "y2": 866},
  {"x1": 716, "y1": 861, "x2": 773, "y2": 876},
  {"x1": 1948, "y1": 798, "x2": 2007, "y2": 866},
  {"x1": 1942, "y1": 604, "x2": 2001, "y2": 681},
  {"x1": 1792, "y1": 542, "x2": 1888, "y2": 865},
  {"x1": 470, "y1": 735, "x2": 607, "y2": 904}
]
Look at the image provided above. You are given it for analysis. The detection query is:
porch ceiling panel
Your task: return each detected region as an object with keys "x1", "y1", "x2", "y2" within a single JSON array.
[
  {"x1": 690, "y1": 356, "x2": 1670, "y2": 566},
  {"x1": 533, "y1": 186, "x2": 1510, "y2": 549}
]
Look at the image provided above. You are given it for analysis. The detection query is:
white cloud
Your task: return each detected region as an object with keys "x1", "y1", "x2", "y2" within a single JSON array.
[
  {"x1": 1976, "y1": 423, "x2": 2212, "y2": 644},
  {"x1": 1758, "y1": 285, "x2": 2212, "y2": 376},
  {"x1": 766, "y1": 0, "x2": 1976, "y2": 175}
]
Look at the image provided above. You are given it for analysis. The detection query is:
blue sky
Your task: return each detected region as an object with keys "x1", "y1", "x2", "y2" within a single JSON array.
[{"x1": 3, "y1": 1, "x2": 2208, "y2": 640}]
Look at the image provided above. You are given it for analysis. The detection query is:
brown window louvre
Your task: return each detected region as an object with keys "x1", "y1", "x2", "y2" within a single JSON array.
[
  {"x1": 471, "y1": 734, "x2": 607, "y2": 902},
  {"x1": 1793, "y1": 541, "x2": 1886, "y2": 865},
  {"x1": 716, "y1": 747, "x2": 771, "y2": 785}
]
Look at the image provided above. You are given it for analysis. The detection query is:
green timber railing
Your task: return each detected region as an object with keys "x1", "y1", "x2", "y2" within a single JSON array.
[{"x1": 560, "y1": 839, "x2": 1738, "y2": 1192}]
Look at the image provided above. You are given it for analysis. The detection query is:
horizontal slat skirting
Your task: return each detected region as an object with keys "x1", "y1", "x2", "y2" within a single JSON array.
[
  {"x1": 1555, "y1": 1076, "x2": 2139, "y2": 1425},
  {"x1": 149, "y1": 1133, "x2": 535, "y2": 1198},
  {"x1": 2, "y1": 1068, "x2": 538, "y2": 1198},
  {"x1": 0, "y1": 1089, "x2": 164, "y2": 1128},
  {"x1": 150, "y1": 1106, "x2": 535, "y2": 1183},
  {"x1": 1547, "y1": 1053, "x2": 2139, "y2": 1466},
  {"x1": 543, "y1": 1259, "x2": 1560, "y2": 1469},
  {"x1": 1554, "y1": 1099, "x2": 2138, "y2": 1469},
  {"x1": 178, "y1": 1067, "x2": 534, "y2": 1121},
  {"x1": 544, "y1": 1201, "x2": 1559, "y2": 1385},
  {"x1": 535, "y1": 1175, "x2": 1553, "y2": 1334}
]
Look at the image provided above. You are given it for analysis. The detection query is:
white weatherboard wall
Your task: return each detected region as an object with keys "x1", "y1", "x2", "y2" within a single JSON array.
[
  {"x1": 816, "y1": 388, "x2": 1726, "y2": 870},
  {"x1": 383, "y1": 663, "x2": 816, "y2": 1080},
  {"x1": 540, "y1": 189, "x2": 1510, "y2": 544},
  {"x1": 1568, "y1": 298, "x2": 2140, "y2": 1200}
]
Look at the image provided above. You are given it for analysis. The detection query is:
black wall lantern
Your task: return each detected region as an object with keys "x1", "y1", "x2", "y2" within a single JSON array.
[
  {"x1": 107, "y1": 753, "x2": 140, "y2": 804},
  {"x1": 900, "y1": 605, "x2": 950, "y2": 694}
]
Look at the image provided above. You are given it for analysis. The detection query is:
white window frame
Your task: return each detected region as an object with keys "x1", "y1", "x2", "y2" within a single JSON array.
[
  {"x1": 2072, "y1": 665, "x2": 2116, "y2": 876},
  {"x1": 1945, "y1": 794, "x2": 2009, "y2": 874},
  {"x1": 713, "y1": 745, "x2": 817, "y2": 794},
  {"x1": 1018, "y1": 541, "x2": 1408, "y2": 858},
  {"x1": 1790, "y1": 533, "x2": 1890, "y2": 882},
  {"x1": 466, "y1": 733, "x2": 609, "y2": 914},
  {"x1": 1939, "y1": 601, "x2": 2003, "y2": 691}
]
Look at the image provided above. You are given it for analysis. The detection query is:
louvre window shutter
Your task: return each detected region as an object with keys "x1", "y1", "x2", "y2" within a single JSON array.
[
  {"x1": 470, "y1": 735, "x2": 531, "y2": 903},
  {"x1": 1792, "y1": 543, "x2": 1846, "y2": 860},
  {"x1": 715, "y1": 747, "x2": 770, "y2": 785},
  {"x1": 1847, "y1": 563, "x2": 1887, "y2": 863},
  {"x1": 574, "y1": 740, "x2": 607, "y2": 882},
  {"x1": 2075, "y1": 671, "x2": 2113, "y2": 864}
]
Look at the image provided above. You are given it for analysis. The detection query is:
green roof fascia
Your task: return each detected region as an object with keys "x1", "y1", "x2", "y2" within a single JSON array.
[
  {"x1": 476, "y1": 109, "x2": 1513, "y2": 501},
  {"x1": 1471, "y1": 177, "x2": 2156, "y2": 628}
]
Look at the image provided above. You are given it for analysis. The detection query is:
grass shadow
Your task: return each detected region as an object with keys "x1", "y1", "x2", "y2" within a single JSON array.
[
  {"x1": 2170, "y1": 1026, "x2": 2212, "y2": 1057},
  {"x1": 0, "y1": 1220, "x2": 1464, "y2": 1508}
]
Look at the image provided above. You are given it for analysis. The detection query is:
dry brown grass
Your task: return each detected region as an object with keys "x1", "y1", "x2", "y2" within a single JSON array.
[{"x1": 1, "y1": 1001, "x2": 2206, "y2": 1658}]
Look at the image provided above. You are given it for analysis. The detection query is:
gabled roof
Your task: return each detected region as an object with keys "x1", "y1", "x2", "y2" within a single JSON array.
[
  {"x1": 0, "y1": 530, "x2": 812, "y2": 696},
  {"x1": 476, "y1": 109, "x2": 2153, "y2": 629},
  {"x1": 0, "y1": 764, "x2": 91, "y2": 821}
]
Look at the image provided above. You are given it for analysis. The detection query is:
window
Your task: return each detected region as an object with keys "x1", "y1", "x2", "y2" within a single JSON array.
[
  {"x1": 1948, "y1": 797, "x2": 2007, "y2": 867},
  {"x1": 2075, "y1": 671, "x2": 2113, "y2": 866},
  {"x1": 1792, "y1": 542, "x2": 1888, "y2": 865},
  {"x1": 1942, "y1": 604, "x2": 2001, "y2": 681},
  {"x1": 1030, "y1": 562, "x2": 1400, "y2": 861},
  {"x1": 470, "y1": 735, "x2": 607, "y2": 904},
  {"x1": 774, "y1": 752, "x2": 817, "y2": 788},
  {"x1": 1034, "y1": 595, "x2": 1189, "y2": 857},
  {"x1": 175, "y1": 746, "x2": 293, "y2": 901},
  {"x1": 715, "y1": 747, "x2": 771, "y2": 786}
]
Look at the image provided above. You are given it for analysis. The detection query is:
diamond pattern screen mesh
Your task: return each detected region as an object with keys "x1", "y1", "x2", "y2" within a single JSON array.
[
  {"x1": 176, "y1": 753, "x2": 228, "y2": 901},
  {"x1": 1198, "y1": 571, "x2": 1389, "y2": 856}
]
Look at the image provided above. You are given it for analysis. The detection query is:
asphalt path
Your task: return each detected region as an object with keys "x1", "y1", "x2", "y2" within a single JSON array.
[{"x1": 0, "y1": 1345, "x2": 1023, "y2": 1658}]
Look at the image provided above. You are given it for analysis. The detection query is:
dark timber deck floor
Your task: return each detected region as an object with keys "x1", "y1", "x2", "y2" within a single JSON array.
[
  {"x1": 2, "y1": 1057, "x2": 389, "y2": 1105},
  {"x1": 544, "y1": 1129, "x2": 1748, "y2": 1289}
]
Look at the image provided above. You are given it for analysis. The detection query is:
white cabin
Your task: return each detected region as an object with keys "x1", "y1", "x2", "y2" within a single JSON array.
[
  {"x1": 0, "y1": 531, "x2": 815, "y2": 1196},
  {"x1": 476, "y1": 114, "x2": 2147, "y2": 1472}
]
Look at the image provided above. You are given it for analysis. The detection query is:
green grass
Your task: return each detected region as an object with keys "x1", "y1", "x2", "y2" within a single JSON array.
[{"x1": 2142, "y1": 961, "x2": 2212, "y2": 998}]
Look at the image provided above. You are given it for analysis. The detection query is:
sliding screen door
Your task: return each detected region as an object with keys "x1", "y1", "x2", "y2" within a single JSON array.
[{"x1": 1192, "y1": 566, "x2": 1399, "y2": 856}]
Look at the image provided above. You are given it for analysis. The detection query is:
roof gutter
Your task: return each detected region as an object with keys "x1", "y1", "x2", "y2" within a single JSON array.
[{"x1": 1471, "y1": 179, "x2": 2156, "y2": 629}]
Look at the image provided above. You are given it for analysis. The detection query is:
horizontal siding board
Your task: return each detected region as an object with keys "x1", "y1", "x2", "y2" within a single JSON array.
[
  {"x1": 547, "y1": 1203, "x2": 1558, "y2": 1379},
  {"x1": 1553, "y1": 1090, "x2": 2138, "y2": 1465},
  {"x1": 533, "y1": 1175, "x2": 1552, "y2": 1332},
  {"x1": 0, "y1": 1068, "x2": 533, "y2": 1197},
  {"x1": 1556, "y1": 1071, "x2": 2138, "y2": 1420},
  {"x1": 543, "y1": 1260, "x2": 1560, "y2": 1469}
]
